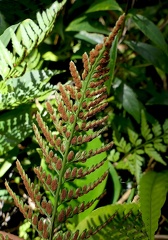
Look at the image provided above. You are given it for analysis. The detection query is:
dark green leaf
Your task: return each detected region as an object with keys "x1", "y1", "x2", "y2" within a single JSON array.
[
  {"x1": 108, "y1": 162, "x2": 121, "y2": 203},
  {"x1": 106, "y1": 33, "x2": 119, "y2": 94},
  {"x1": 0, "y1": 13, "x2": 9, "y2": 35},
  {"x1": 147, "y1": 92, "x2": 168, "y2": 105},
  {"x1": 126, "y1": 41, "x2": 168, "y2": 73},
  {"x1": 131, "y1": 14, "x2": 168, "y2": 55},
  {"x1": 86, "y1": 0, "x2": 122, "y2": 13},
  {"x1": 66, "y1": 16, "x2": 109, "y2": 34},
  {"x1": 117, "y1": 83, "x2": 142, "y2": 123},
  {"x1": 139, "y1": 171, "x2": 168, "y2": 240}
]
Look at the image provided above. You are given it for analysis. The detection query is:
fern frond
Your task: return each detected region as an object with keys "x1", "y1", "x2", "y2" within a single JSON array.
[
  {"x1": 0, "y1": 105, "x2": 32, "y2": 155},
  {"x1": 74, "y1": 203, "x2": 148, "y2": 240},
  {"x1": 0, "y1": 69, "x2": 55, "y2": 110},
  {"x1": 5, "y1": 14, "x2": 125, "y2": 239},
  {"x1": 0, "y1": 0, "x2": 66, "y2": 80}
]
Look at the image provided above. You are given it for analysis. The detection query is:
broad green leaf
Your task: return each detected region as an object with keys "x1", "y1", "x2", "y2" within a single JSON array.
[
  {"x1": 86, "y1": 0, "x2": 122, "y2": 13},
  {"x1": 69, "y1": 137, "x2": 108, "y2": 224},
  {"x1": 117, "y1": 83, "x2": 142, "y2": 123},
  {"x1": 108, "y1": 162, "x2": 121, "y2": 203},
  {"x1": 106, "y1": 33, "x2": 119, "y2": 94},
  {"x1": 75, "y1": 31, "x2": 104, "y2": 45},
  {"x1": 131, "y1": 14, "x2": 168, "y2": 55},
  {"x1": 139, "y1": 171, "x2": 168, "y2": 240},
  {"x1": 126, "y1": 41, "x2": 168, "y2": 73},
  {"x1": 66, "y1": 16, "x2": 109, "y2": 34}
]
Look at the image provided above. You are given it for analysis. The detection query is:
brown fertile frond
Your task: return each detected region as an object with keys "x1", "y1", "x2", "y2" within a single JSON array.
[
  {"x1": 5, "y1": 14, "x2": 125, "y2": 240},
  {"x1": 69, "y1": 61, "x2": 82, "y2": 89},
  {"x1": 54, "y1": 191, "x2": 106, "y2": 235},
  {"x1": 5, "y1": 181, "x2": 27, "y2": 218},
  {"x1": 16, "y1": 160, "x2": 36, "y2": 203}
]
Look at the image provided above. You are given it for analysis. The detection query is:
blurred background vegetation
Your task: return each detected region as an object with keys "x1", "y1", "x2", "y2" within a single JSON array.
[{"x1": 0, "y1": 0, "x2": 167, "y2": 238}]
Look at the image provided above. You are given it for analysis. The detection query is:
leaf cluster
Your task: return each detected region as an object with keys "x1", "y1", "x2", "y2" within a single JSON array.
[
  {"x1": 109, "y1": 110, "x2": 168, "y2": 183},
  {"x1": 0, "y1": 0, "x2": 168, "y2": 239}
]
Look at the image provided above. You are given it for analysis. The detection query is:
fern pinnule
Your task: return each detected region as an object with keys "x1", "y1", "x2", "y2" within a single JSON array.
[
  {"x1": 16, "y1": 160, "x2": 36, "y2": 202},
  {"x1": 70, "y1": 61, "x2": 82, "y2": 89}
]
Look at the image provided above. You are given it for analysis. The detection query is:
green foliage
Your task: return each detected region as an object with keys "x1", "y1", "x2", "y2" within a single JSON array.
[
  {"x1": 109, "y1": 110, "x2": 168, "y2": 183},
  {"x1": 0, "y1": 70, "x2": 55, "y2": 110},
  {"x1": 139, "y1": 171, "x2": 168, "y2": 240},
  {"x1": 0, "y1": 0, "x2": 168, "y2": 239},
  {"x1": 0, "y1": 0, "x2": 66, "y2": 80},
  {"x1": 0, "y1": 1, "x2": 66, "y2": 180},
  {"x1": 75, "y1": 203, "x2": 148, "y2": 240}
]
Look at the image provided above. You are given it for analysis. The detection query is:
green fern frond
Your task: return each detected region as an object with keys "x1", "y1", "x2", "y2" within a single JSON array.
[
  {"x1": 0, "y1": 105, "x2": 32, "y2": 155},
  {"x1": 139, "y1": 170, "x2": 168, "y2": 240},
  {"x1": 0, "y1": 0, "x2": 66, "y2": 80},
  {"x1": 5, "y1": 14, "x2": 125, "y2": 240},
  {"x1": 0, "y1": 69, "x2": 55, "y2": 110},
  {"x1": 74, "y1": 203, "x2": 148, "y2": 240}
]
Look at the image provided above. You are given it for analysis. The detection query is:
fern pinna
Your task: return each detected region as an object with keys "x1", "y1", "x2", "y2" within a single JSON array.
[{"x1": 5, "y1": 14, "x2": 125, "y2": 240}]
